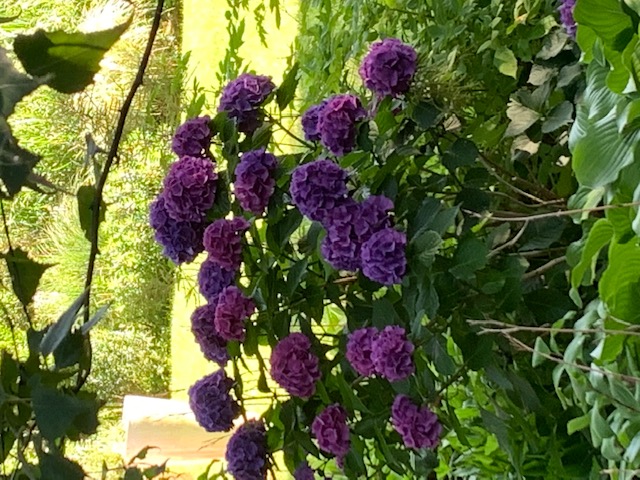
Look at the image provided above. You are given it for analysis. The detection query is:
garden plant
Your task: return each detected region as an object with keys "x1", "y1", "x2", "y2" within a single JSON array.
[{"x1": 3, "y1": 0, "x2": 640, "y2": 479}]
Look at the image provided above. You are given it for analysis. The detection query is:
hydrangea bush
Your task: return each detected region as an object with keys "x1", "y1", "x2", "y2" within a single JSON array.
[{"x1": 149, "y1": 13, "x2": 598, "y2": 476}]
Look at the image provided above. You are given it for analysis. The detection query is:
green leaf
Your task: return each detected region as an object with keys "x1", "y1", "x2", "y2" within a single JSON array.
[
  {"x1": 276, "y1": 62, "x2": 299, "y2": 110},
  {"x1": 39, "y1": 452, "x2": 85, "y2": 480},
  {"x1": 286, "y1": 258, "x2": 308, "y2": 296},
  {"x1": 442, "y1": 138, "x2": 478, "y2": 170},
  {"x1": 571, "y1": 219, "x2": 614, "y2": 291},
  {"x1": 129, "y1": 446, "x2": 157, "y2": 463},
  {"x1": 124, "y1": 468, "x2": 144, "y2": 480},
  {"x1": 3, "y1": 247, "x2": 51, "y2": 307},
  {"x1": 425, "y1": 335, "x2": 457, "y2": 376},
  {"x1": 600, "y1": 239, "x2": 640, "y2": 323},
  {"x1": 80, "y1": 303, "x2": 111, "y2": 335},
  {"x1": 14, "y1": 18, "x2": 131, "y2": 93},
  {"x1": 494, "y1": 46, "x2": 518, "y2": 78},
  {"x1": 542, "y1": 101, "x2": 574, "y2": 133},
  {"x1": 449, "y1": 237, "x2": 488, "y2": 281},
  {"x1": 590, "y1": 404, "x2": 614, "y2": 447},
  {"x1": 0, "y1": 47, "x2": 42, "y2": 117},
  {"x1": 410, "y1": 101, "x2": 440, "y2": 129},
  {"x1": 532, "y1": 337, "x2": 550, "y2": 367},
  {"x1": 505, "y1": 100, "x2": 540, "y2": 137},
  {"x1": 372, "y1": 299, "x2": 399, "y2": 329},
  {"x1": 40, "y1": 289, "x2": 88, "y2": 356},
  {"x1": 625, "y1": 432, "x2": 640, "y2": 463},
  {"x1": 574, "y1": 0, "x2": 633, "y2": 51},
  {"x1": 32, "y1": 383, "x2": 98, "y2": 441},
  {"x1": 411, "y1": 230, "x2": 441, "y2": 268},
  {"x1": 77, "y1": 185, "x2": 107, "y2": 243},
  {"x1": 567, "y1": 414, "x2": 591, "y2": 435},
  {"x1": 143, "y1": 462, "x2": 166, "y2": 479},
  {"x1": 0, "y1": 119, "x2": 40, "y2": 197},
  {"x1": 569, "y1": 60, "x2": 640, "y2": 188}
]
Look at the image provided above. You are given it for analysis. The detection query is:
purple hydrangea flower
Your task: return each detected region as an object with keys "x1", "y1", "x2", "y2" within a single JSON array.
[
  {"x1": 270, "y1": 333, "x2": 321, "y2": 398},
  {"x1": 225, "y1": 420, "x2": 267, "y2": 480},
  {"x1": 198, "y1": 257, "x2": 236, "y2": 304},
  {"x1": 317, "y1": 94, "x2": 367, "y2": 156},
  {"x1": 355, "y1": 195, "x2": 393, "y2": 242},
  {"x1": 559, "y1": 0, "x2": 577, "y2": 38},
  {"x1": 301, "y1": 101, "x2": 328, "y2": 141},
  {"x1": 391, "y1": 395, "x2": 442, "y2": 449},
  {"x1": 359, "y1": 38, "x2": 417, "y2": 97},
  {"x1": 214, "y1": 286, "x2": 256, "y2": 341},
  {"x1": 320, "y1": 199, "x2": 362, "y2": 271},
  {"x1": 234, "y1": 149, "x2": 278, "y2": 215},
  {"x1": 191, "y1": 304, "x2": 229, "y2": 366},
  {"x1": 188, "y1": 370, "x2": 240, "y2": 432},
  {"x1": 312, "y1": 405, "x2": 350, "y2": 461},
  {"x1": 290, "y1": 160, "x2": 349, "y2": 223},
  {"x1": 149, "y1": 194, "x2": 205, "y2": 264},
  {"x1": 361, "y1": 228, "x2": 406, "y2": 285},
  {"x1": 203, "y1": 217, "x2": 251, "y2": 270},
  {"x1": 294, "y1": 462, "x2": 315, "y2": 480},
  {"x1": 346, "y1": 327, "x2": 379, "y2": 376},
  {"x1": 371, "y1": 326, "x2": 414, "y2": 381},
  {"x1": 171, "y1": 116, "x2": 212, "y2": 157},
  {"x1": 218, "y1": 73, "x2": 275, "y2": 133},
  {"x1": 163, "y1": 156, "x2": 218, "y2": 222}
]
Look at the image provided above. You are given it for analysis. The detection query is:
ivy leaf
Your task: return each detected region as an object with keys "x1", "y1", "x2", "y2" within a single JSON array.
[
  {"x1": 0, "y1": 47, "x2": 42, "y2": 117},
  {"x1": 276, "y1": 62, "x2": 299, "y2": 110},
  {"x1": 77, "y1": 185, "x2": 107, "y2": 243},
  {"x1": 3, "y1": 247, "x2": 51, "y2": 307},
  {"x1": 13, "y1": 17, "x2": 131, "y2": 94}
]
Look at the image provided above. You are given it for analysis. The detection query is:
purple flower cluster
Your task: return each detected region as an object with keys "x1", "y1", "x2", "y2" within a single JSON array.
[
  {"x1": 290, "y1": 160, "x2": 349, "y2": 223},
  {"x1": 317, "y1": 94, "x2": 367, "y2": 156},
  {"x1": 234, "y1": 149, "x2": 278, "y2": 215},
  {"x1": 191, "y1": 304, "x2": 229, "y2": 366},
  {"x1": 149, "y1": 195, "x2": 205, "y2": 264},
  {"x1": 218, "y1": 73, "x2": 275, "y2": 133},
  {"x1": 346, "y1": 327, "x2": 378, "y2": 376},
  {"x1": 162, "y1": 156, "x2": 218, "y2": 222},
  {"x1": 361, "y1": 228, "x2": 407, "y2": 285},
  {"x1": 359, "y1": 38, "x2": 417, "y2": 97},
  {"x1": 171, "y1": 116, "x2": 212, "y2": 157},
  {"x1": 203, "y1": 218, "x2": 251, "y2": 271},
  {"x1": 391, "y1": 395, "x2": 442, "y2": 449},
  {"x1": 188, "y1": 370, "x2": 240, "y2": 432},
  {"x1": 225, "y1": 420, "x2": 267, "y2": 480},
  {"x1": 312, "y1": 405, "x2": 350, "y2": 463},
  {"x1": 270, "y1": 333, "x2": 321, "y2": 398},
  {"x1": 214, "y1": 286, "x2": 256, "y2": 341},
  {"x1": 558, "y1": 0, "x2": 577, "y2": 38},
  {"x1": 294, "y1": 462, "x2": 315, "y2": 480},
  {"x1": 198, "y1": 257, "x2": 236, "y2": 304},
  {"x1": 321, "y1": 200, "x2": 362, "y2": 271},
  {"x1": 301, "y1": 101, "x2": 328, "y2": 142},
  {"x1": 346, "y1": 326, "x2": 414, "y2": 381},
  {"x1": 371, "y1": 326, "x2": 414, "y2": 381}
]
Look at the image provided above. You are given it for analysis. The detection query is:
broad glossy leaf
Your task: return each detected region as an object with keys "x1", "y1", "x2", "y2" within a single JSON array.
[
  {"x1": 574, "y1": 0, "x2": 633, "y2": 52},
  {"x1": 599, "y1": 239, "x2": 640, "y2": 323},
  {"x1": 14, "y1": 18, "x2": 131, "y2": 93},
  {"x1": 494, "y1": 46, "x2": 518, "y2": 78},
  {"x1": 569, "y1": 60, "x2": 640, "y2": 188}
]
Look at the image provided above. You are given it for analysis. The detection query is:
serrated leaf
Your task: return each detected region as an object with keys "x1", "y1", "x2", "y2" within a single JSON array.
[
  {"x1": 40, "y1": 289, "x2": 88, "y2": 356},
  {"x1": 14, "y1": 18, "x2": 131, "y2": 93},
  {"x1": 77, "y1": 185, "x2": 107, "y2": 243},
  {"x1": 3, "y1": 247, "x2": 51, "y2": 307},
  {"x1": 276, "y1": 62, "x2": 299, "y2": 110}
]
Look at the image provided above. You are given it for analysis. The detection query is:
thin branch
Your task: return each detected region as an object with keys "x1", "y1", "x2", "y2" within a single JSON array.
[
  {"x1": 467, "y1": 319, "x2": 640, "y2": 337},
  {"x1": 83, "y1": 0, "x2": 166, "y2": 324},
  {"x1": 266, "y1": 113, "x2": 313, "y2": 148},
  {"x1": 465, "y1": 201, "x2": 640, "y2": 223},
  {"x1": 488, "y1": 221, "x2": 528, "y2": 258},
  {"x1": 522, "y1": 256, "x2": 566, "y2": 280}
]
